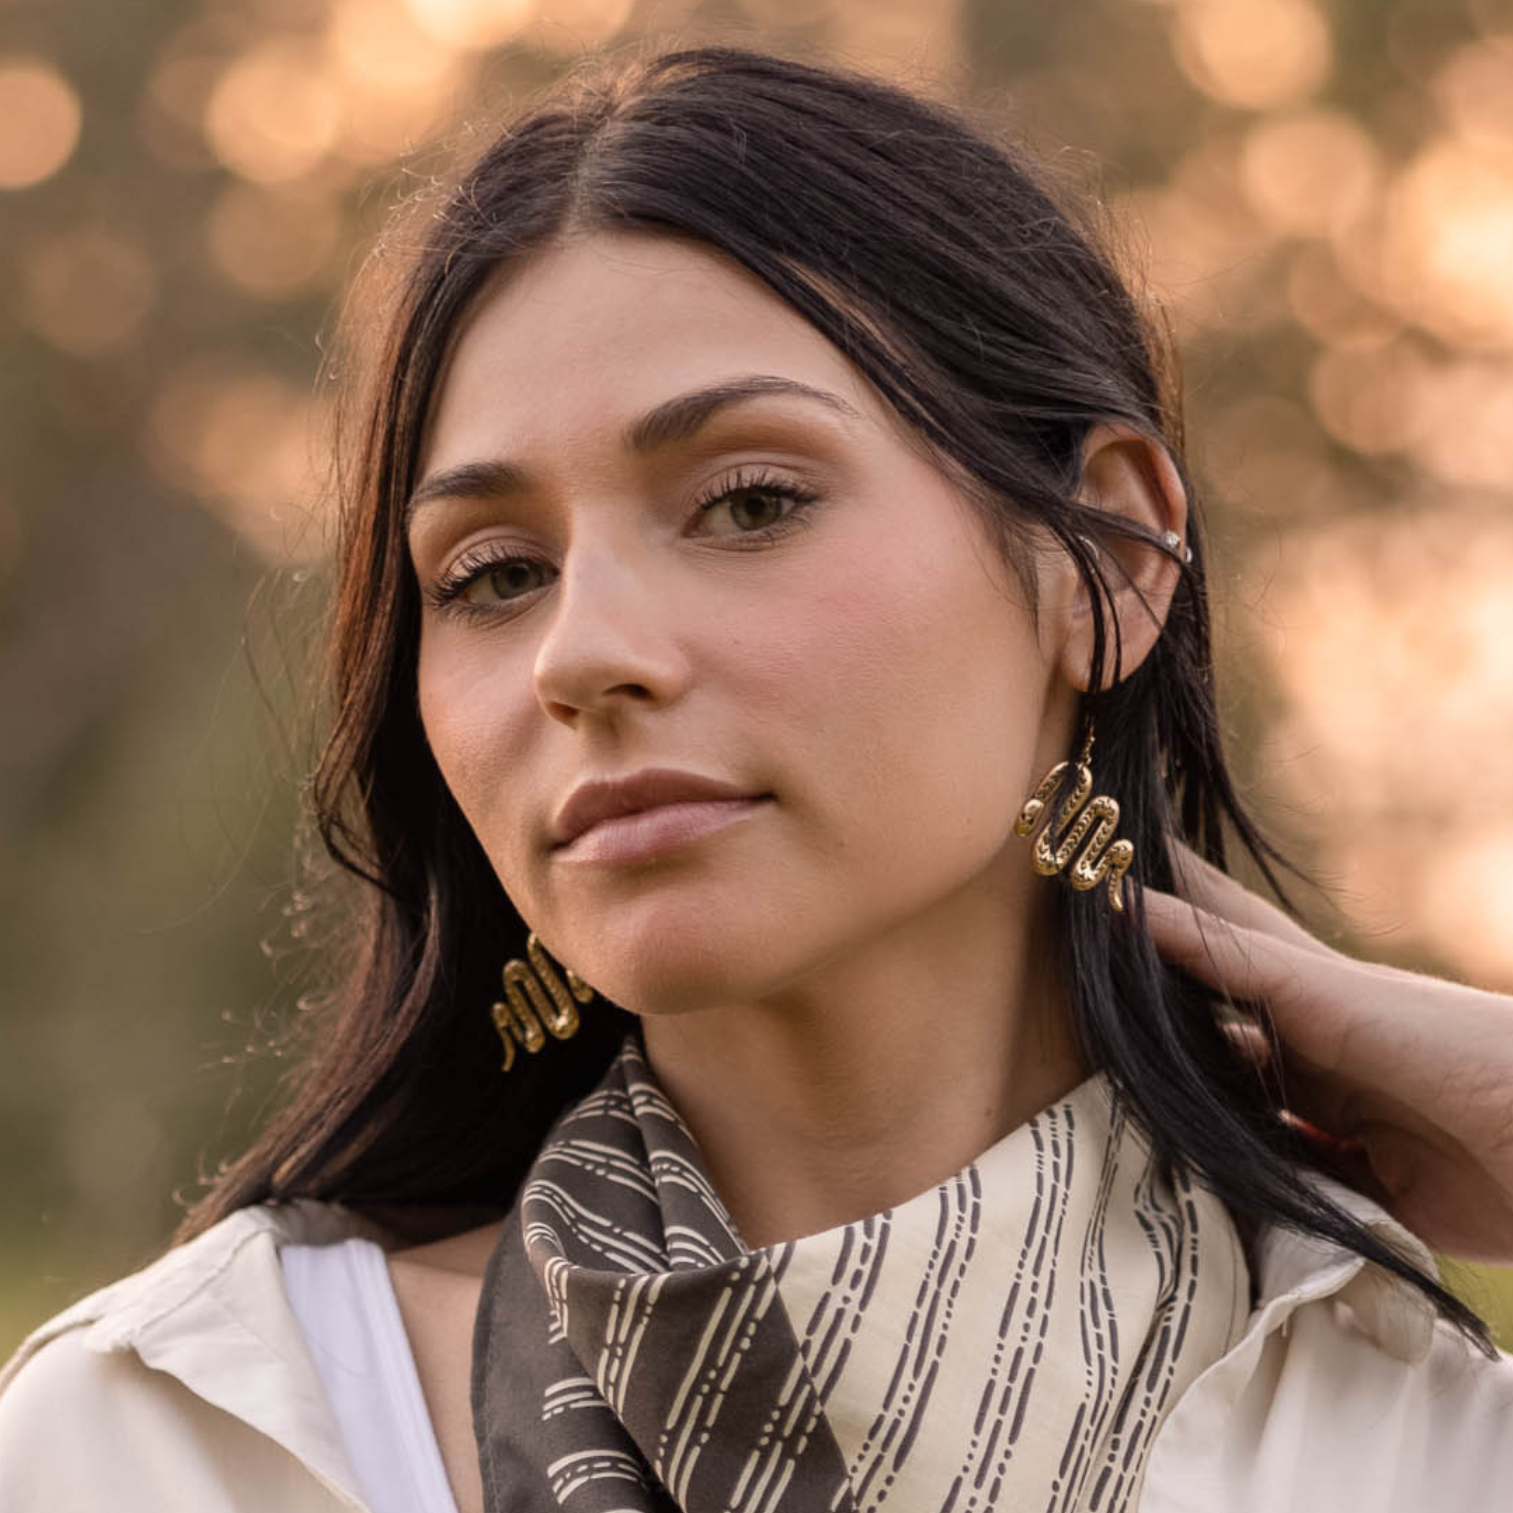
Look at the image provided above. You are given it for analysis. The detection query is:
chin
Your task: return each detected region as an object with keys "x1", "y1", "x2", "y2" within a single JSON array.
[
  {"x1": 587, "y1": 929, "x2": 812, "y2": 1020},
  {"x1": 563, "y1": 889, "x2": 802, "y2": 1007},
  {"x1": 591, "y1": 955, "x2": 775, "y2": 1020}
]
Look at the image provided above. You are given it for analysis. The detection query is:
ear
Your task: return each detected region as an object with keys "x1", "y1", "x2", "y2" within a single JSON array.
[{"x1": 1054, "y1": 422, "x2": 1190, "y2": 694}]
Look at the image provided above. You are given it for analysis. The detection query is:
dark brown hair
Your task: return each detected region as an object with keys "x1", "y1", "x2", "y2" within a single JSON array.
[{"x1": 182, "y1": 41, "x2": 1491, "y2": 1351}]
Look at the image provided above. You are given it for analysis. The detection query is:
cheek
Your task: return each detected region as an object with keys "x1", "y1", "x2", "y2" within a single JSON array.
[
  {"x1": 417, "y1": 628, "x2": 530, "y2": 850},
  {"x1": 771, "y1": 518, "x2": 1043, "y2": 815}
]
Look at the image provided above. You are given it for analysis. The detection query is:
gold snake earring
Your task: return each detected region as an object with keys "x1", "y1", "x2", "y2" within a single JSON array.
[
  {"x1": 491, "y1": 932, "x2": 597, "y2": 1073},
  {"x1": 1013, "y1": 717, "x2": 1135, "y2": 912}
]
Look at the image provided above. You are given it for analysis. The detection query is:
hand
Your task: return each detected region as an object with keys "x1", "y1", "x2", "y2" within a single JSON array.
[{"x1": 1141, "y1": 841, "x2": 1513, "y2": 1263}]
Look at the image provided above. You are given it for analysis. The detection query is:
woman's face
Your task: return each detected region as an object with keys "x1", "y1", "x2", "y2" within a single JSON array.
[{"x1": 409, "y1": 230, "x2": 1078, "y2": 1014}]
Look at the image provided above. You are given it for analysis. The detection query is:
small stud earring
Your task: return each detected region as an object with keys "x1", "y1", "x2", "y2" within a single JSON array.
[{"x1": 1161, "y1": 528, "x2": 1194, "y2": 565}]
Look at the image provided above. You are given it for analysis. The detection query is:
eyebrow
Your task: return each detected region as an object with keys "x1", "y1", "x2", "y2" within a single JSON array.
[{"x1": 404, "y1": 374, "x2": 863, "y2": 524}]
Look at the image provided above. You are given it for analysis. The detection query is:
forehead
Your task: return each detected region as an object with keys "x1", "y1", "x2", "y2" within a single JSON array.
[{"x1": 420, "y1": 229, "x2": 886, "y2": 468}]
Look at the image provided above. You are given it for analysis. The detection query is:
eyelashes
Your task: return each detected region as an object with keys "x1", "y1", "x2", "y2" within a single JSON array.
[
  {"x1": 420, "y1": 465, "x2": 822, "y2": 619},
  {"x1": 426, "y1": 543, "x2": 546, "y2": 614}
]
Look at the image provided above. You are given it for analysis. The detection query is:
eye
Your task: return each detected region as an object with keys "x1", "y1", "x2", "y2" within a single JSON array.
[
  {"x1": 458, "y1": 559, "x2": 548, "y2": 607},
  {"x1": 421, "y1": 465, "x2": 822, "y2": 618},
  {"x1": 421, "y1": 543, "x2": 553, "y2": 615},
  {"x1": 691, "y1": 466, "x2": 819, "y2": 540}
]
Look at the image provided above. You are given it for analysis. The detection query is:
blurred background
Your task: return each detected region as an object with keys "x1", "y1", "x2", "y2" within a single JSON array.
[{"x1": 3, "y1": 0, "x2": 1512, "y2": 1354}]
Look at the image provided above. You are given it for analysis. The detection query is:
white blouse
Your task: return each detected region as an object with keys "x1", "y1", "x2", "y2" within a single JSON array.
[
  {"x1": 280, "y1": 1237, "x2": 459, "y2": 1513},
  {"x1": 3, "y1": 1194, "x2": 1512, "y2": 1511}
]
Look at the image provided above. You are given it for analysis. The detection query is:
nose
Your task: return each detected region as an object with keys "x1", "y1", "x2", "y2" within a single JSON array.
[{"x1": 530, "y1": 535, "x2": 692, "y2": 726}]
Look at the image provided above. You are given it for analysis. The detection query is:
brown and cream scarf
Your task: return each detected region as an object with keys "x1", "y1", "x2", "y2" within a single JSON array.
[{"x1": 472, "y1": 1034, "x2": 1250, "y2": 1513}]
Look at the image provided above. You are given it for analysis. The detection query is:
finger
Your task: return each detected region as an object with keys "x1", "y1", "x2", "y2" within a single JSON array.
[
  {"x1": 1160, "y1": 840, "x2": 1338, "y2": 960},
  {"x1": 1221, "y1": 1018, "x2": 1272, "y2": 1068},
  {"x1": 1278, "y1": 1108, "x2": 1368, "y2": 1157},
  {"x1": 1143, "y1": 889, "x2": 1352, "y2": 1073},
  {"x1": 1142, "y1": 888, "x2": 1313, "y2": 1017}
]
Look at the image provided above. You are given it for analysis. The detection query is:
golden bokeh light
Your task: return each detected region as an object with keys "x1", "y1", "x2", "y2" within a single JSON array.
[
  {"x1": 139, "y1": 21, "x2": 251, "y2": 172},
  {"x1": 16, "y1": 228, "x2": 156, "y2": 357},
  {"x1": 205, "y1": 40, "x2": 342, "y2": 183},
  {"x1": 1464, "y1": 4, "x2": 1513, "y2": 58},
  {"x1": 1307, "y1": 339, "x2": 1431, "y2": 453},
  {"x1": 205, "y1": 183, "x2": 342, "y2": 298},
  {"x1": 737, "y1": 0, "x2": 837, "y2": 25},
  {"x1": 1172, "y1": 0, "x2": 1332, "y2": 111},
  {"x1": 1262, "y1": 508, "x2": 1513, "y2": 955},
  {"x1": 141, "y1": 50, "x2": 221, "y2": 170},
  {"x1": 1379, "y1": 137, "x2": 1513, "y2": 349},
  {"x1": 149, "y1": 361, "x2": 330, "y2": 563},
  {"x1": 1417, "y1": 828, "x2": 1513, "y2": 987},
  {"x1": 1433, "y1": 41, "x2": 1513, "y2": 158},
  {"x1": 1286, "y1": 242, "x2": 1401, "y2": 351},
  {"x1": 325, "y1": 0, "x2": 465, "y2": 162},
  {"x1": 1406, "y1": 359, "x2": 1513, "y2": 491},
  {"x1": 328, "y1": 0, "x2": 457, "y2": 91},
  {"x1": 520, "y1": 0, "x2": 640, "y2": 50},
  {"x1": 1240, "y1": 107, "x2": 1380, "y2": 238},
  {"x1": 324, "y1": 0, "x2": 468, "y2": 161},
  {"x1": 401, "y1": 0, "x2": 537, "y2": 50},
  {"x1": 1468, "y1": 0, "x2": 1513, "y2": 51},
  {"x1": 1331, "y1": 208, "x2": 1397, "y2": 317},
  {"x1": 1199, "y1": 393, "x2": 1338, "y2": 517},
  {"x1": 1115, "y1": 137, "x2": 1281, "y2": 335},
  {"x1": 822, "y1": 0, "x2": 963, "y2": 68},
  {"x1": 0, "y1": 58, "x2": 82, "y2": 190},
  {"x1": 338, "y1": 91, "x2": 457, "y2": 164}
]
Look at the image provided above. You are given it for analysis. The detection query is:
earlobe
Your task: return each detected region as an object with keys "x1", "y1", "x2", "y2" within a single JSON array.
[{"x1": 1057, "y1": 423, "x2": 1190, "y2": 694}]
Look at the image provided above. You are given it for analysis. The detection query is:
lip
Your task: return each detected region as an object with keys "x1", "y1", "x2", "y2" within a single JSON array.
[
  {"x1": 550, "y1": 767, "x2": 768, "y2": 850},
  {"x1": 554, "y1": 795, "x2": 772, "y2": 865}
]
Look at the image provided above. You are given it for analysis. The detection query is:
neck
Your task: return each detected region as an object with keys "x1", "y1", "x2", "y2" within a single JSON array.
[{"x1": 639, "y1": 879, "x2": 1086, "y2": 1249}]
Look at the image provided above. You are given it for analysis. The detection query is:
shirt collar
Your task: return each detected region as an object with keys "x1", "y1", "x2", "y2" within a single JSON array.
[
  {"x1": 1249, "y1": 1170, "x2": 1439, "y2": 1364},
  {"x1": 3, "y1": 1200, "x2": 392, "y2": 1510},
  {"x1": 2, "y1": 1175, "x2": 1446, "y2": 1498}
]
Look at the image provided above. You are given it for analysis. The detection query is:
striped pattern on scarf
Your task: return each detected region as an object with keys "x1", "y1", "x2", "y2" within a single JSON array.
[{"x1": 472, "y1": 1034, "x2": 1249, "y2": 1513}]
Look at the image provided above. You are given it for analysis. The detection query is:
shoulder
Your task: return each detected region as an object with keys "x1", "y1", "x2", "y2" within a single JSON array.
[
  {"x1": 0, "y1": 1199, "x2": 386, "y2": 1394},
  {"x1": 0, "y1": 1201, "x2": 386, "y2": 1512},
  {"x1": 1162, "y1": 1296, "x2": 1513, "y2": 1512},
  {"x1": 1142, "y1": 1179, "x2": 1513, "y2": 1513},
  {"x1": 0, "y1": 1322, "x2": 304, "y2": 1511}
]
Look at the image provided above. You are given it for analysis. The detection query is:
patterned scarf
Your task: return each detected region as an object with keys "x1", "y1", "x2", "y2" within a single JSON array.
[{"x1": 473, "y1": 1034, "x2": 1250, "y2": 1513}]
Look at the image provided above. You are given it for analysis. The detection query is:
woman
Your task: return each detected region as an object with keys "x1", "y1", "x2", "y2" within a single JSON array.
[{"x1": 3, "y1": 41, "x2": 1511, "y2": 1513}]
